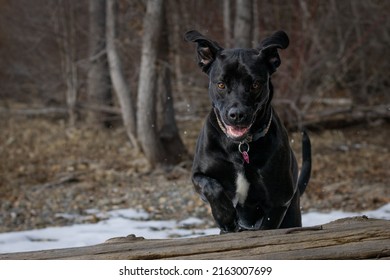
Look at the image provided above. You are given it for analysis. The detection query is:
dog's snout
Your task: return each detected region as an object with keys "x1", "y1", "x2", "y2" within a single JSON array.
[{"x1": 228, "y1": 107, "x2": 246, "y2": 123}]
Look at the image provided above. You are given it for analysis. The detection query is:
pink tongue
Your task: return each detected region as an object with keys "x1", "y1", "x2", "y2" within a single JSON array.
[{"x1": 226, "y1": 126, "x2": 249, "y2": 138}]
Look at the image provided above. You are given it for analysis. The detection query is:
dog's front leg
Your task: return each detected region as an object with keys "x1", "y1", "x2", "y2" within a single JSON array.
[
  {"x1": 192, "y1": 173, "x2": 238, "y2": 233},
  {"x1": 259, "y1": 206, "x2": 289, "y2": 230}
]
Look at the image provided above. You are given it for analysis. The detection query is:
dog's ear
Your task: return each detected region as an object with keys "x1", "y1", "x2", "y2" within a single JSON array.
[
  {"x1": 257, "y1": 31, "x2": 289, "y2": 74},
  {"x1": 184, "y1": 30, "x2": 223, "y2": 73}
]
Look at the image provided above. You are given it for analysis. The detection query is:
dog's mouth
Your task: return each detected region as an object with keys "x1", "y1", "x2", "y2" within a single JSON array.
[
  {"x1": 225, "y1": 125, "x2": 251, "y2": 139},
  {"x1": 214, "y1": 108, "x2": 254, "y2": 140}
]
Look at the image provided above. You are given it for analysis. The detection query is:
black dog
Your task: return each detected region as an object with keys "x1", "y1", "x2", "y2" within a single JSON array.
[{"x1": 184, "y1": 30, "x2": 311, "y2": 233}]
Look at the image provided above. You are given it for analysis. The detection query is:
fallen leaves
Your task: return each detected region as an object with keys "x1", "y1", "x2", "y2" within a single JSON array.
[{"x1": 0, "y1": 116, "x2": 388, "y2": 232}]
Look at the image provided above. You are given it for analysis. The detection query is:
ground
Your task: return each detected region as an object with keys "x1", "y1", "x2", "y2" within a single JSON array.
[{"x1": 0, "y1": 114, "x2": 389, "y2": 233}]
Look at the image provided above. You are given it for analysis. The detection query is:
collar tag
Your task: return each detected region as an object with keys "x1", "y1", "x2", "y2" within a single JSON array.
[
  {"x1": 239, "y1": 141, "x2": 250, "y2": 164},
  {"x1": 242, "y1": 151, "x2": 250, "y2": 164}
]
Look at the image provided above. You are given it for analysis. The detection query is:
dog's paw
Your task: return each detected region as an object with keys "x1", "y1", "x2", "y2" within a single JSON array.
[
  {"x1": 237, "y1": 217, "x2": 263, "y2": 231},
  {"x1": 218, "y1": 221, "x2": 239, "y2": 234}
]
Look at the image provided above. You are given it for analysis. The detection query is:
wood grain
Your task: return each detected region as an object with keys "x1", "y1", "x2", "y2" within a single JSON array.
[{"x1": 1, "y1": 217, "x2": 389, "y2": 260}]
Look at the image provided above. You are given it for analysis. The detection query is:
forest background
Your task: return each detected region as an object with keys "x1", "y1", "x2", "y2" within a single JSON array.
[{"x1": 0, "y1": 0, "x2": 389, "y2": 234}]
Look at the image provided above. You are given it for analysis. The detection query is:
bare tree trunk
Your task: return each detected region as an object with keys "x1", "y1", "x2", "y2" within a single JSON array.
[
  {"x1": 168, "y1": 0, "x2": 184, "y2": 95},
  {"x1": 223, "y1": 0, "x2": 232, "y2": 47},
  {"x1": 233, "y1": 0, "x2": 253, "y2": 48},
  {"x1": 55, "y1": 0, "x2": 78, "y2": 126},
  {"x1": 157, "y1": 9, "x2": 188, "y2": 164},
  {"x1": 137, "y1": 0, "x2": 187, "y2": 167},
  {"x1": 87, "y1": 0, "x2": 112, "y2": 126},
  {"x1": 350, "y1": 0, "x2": 366, "y2": 105},
  {"x1": 106, "y1": 0, "x2": 139, "y2": 150},
  {"x1": 252, "y1": 0, "x2": 260, "y2": 44},
  {"x1": 137, "y1": 0, "x2": 165, "y2": 166}
]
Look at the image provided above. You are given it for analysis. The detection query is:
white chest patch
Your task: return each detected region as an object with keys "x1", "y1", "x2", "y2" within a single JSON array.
[{"x1": 234, "y1": 172, "x2": 250, "y2": 206}]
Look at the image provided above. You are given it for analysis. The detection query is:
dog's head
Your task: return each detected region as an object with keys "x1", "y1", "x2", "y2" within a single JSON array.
[{"x1": 185, "y1": 30, "x2": 289, "y2": 140}]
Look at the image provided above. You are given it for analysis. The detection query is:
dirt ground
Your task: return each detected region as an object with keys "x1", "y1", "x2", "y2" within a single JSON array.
[{"x1": 0, "y1": 114, "x2": 389, "y2": 233}]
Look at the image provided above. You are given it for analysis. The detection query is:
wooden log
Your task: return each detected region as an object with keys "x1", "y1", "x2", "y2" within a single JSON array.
[
  {"x1": 0, "y1": 107, "x2": 68, "y2": 117},
  {"x1": 0, "y1": 217, "x2": 389, "y2": 260},
  {"x1": 300, "y1": 104, "x2": 390, "y2": 130}
]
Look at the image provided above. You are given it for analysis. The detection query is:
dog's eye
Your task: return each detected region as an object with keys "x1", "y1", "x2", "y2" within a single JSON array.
[
  {"x1": 217, "y1": 82, "x2": 226, "y2": 90},
  {"x1": 251, "y1": 81, "x2": 261, "y2": 90}
]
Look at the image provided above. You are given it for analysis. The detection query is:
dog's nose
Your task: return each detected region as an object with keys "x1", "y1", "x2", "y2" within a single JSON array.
[{"x1": 228, "y1": 107, "x2": 246, "y2": 123}]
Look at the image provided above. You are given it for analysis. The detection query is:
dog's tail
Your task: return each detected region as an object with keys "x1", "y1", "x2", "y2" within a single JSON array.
[{"x1": 298, "y1": 130, "x2": 311, "y2": 194}]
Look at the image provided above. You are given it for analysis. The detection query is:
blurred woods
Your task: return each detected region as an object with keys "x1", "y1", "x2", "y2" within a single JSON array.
[{"x1": 0, "y1": 0, "x2": 389, "y2": 167}]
